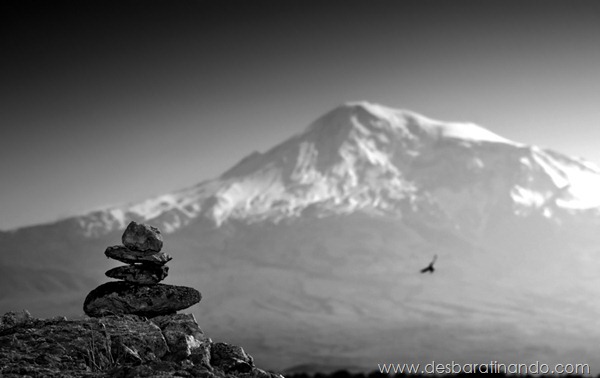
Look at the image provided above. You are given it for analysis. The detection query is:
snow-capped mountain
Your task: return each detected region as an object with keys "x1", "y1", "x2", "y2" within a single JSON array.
[
  {"x1": 3, "y1": 102, "x2": 600, "y2": 372},
  {"x1": 77, "y1": 101, "x2": 600, "y2": 239}
]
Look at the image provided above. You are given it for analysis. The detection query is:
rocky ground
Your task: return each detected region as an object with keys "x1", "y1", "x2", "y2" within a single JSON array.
[{"x1": 0, "y1": 310, "x2": 283, "y2": 378}]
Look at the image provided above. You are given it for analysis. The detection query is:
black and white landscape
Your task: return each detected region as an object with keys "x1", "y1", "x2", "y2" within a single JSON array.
[
  {"x1": 3, "y1": 0, "x2": 600, "y2": 375},
  {"x1": 3, "y1": 102, "x2": 600, "y2": 371}
]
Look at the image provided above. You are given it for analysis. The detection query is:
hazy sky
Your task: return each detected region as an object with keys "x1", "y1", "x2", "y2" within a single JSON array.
[{"x1": 2, "y1": 0, "x2": 600, "y2": 230}]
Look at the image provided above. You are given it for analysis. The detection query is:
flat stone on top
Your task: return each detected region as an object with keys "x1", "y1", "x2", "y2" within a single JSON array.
[{"x1": 122, "y1": 221, "x2": 163, "y2": 253}]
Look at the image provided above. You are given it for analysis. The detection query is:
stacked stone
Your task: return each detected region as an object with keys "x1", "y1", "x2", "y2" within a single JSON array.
[
  {"x1": 105, "y1": 221, "x2": 170, "y2": 284},
  {"x1": 84, "y1": 221, "x2": 201, "y2": 318}
]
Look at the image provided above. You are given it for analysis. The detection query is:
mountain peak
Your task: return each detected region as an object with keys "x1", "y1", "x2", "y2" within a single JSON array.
[
  {"x1": 40, "y1": 101, "x2": 600, "y2": 237},
  {"x1": 307, "y1": 101, "x2": 518, "y2": 146},
  {"x1": 338, "y1": 101, "x2": 399, "y2": 119},
  {"x1": 306, "y1": 101, "x2": 399, "y2": 134}
]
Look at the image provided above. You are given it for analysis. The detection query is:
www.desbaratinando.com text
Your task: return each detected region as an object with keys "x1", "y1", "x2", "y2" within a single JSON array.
[{"x1": 378, "y1": 361, "x2": 590, "y2": 375}]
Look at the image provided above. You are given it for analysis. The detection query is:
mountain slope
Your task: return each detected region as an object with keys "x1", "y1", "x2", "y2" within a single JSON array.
[
  {"x1": 57, "y1": 101, "x2": 600, "y2": 239},
  {"x1": 2, "y1": 102, "x2": 600, "y2": 372}
]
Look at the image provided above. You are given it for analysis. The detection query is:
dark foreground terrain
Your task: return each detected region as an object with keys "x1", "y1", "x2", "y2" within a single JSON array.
[{"x1": 0, "y1": 310, "x2": 282, "y2": 378}]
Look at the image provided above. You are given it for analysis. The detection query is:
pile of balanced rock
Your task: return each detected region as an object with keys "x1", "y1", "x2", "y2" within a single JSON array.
[{"x1": 84, "y1": 221, "x2": 201, "y2": 318}]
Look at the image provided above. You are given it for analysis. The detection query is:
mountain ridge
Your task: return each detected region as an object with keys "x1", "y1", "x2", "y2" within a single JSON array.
[{"x1": 13, "y1": 101, "x2": 599, "y2": 240}]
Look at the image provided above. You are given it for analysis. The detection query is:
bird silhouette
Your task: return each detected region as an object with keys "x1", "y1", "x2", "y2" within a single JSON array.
[{"x1": 420, "y1": 254, "x2": 437, "y2": 274}]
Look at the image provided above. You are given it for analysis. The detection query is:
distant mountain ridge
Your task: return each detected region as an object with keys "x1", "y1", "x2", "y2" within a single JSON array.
[
  {"x1": 2, "y1": 102, "x2": 600, "y2": 372},
  {"x1": 27, "y1": 101, "x2": 600, "y2": 240}
]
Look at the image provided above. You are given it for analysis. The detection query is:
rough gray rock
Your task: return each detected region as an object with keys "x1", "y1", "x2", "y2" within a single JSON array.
[
  {"x1": 83, "y1": 282, "x2": 201, "y2": 318},
  {"x1": 0, "y1": 312, "x2": 283, "y2": 378},
  {"x1": 211, "y1": 342, "x2": 254, "y2": 373},
  {"x1": 105, "y1": 245, "x2": 172, "y2": 265},
  {"x1": 153, "y1": 313, "x2": 211, "y2": 365},
  {"x1": 0, "y1": 310, "x2": 32, "y2": 330},
  {"x1": 0, "y1": 314, "x2": 169, "y2": 375},
  {"x1": 98, "y1": 315, "x2": 169, "y2": 362},
  {"x1": 105, "y1": 264, "x2": 169, "y2": 284},
  {"x1": 122, "y1": 221, "x2": 163, "y2": 253}
]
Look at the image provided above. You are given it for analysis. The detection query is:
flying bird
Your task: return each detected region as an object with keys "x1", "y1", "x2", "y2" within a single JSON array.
[{"x1": 420, "y1": 254, "x2": 437, "y2": 274}]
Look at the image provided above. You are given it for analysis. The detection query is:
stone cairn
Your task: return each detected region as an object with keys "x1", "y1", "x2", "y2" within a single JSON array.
[{"x1": 84, "y1": 221, "x2": 201, "y2": 318}]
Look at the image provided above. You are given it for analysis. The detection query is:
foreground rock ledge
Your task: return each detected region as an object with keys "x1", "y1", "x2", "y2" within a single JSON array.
[
  {"x1": 83, "y1": 281, "x2": 201, "y2": 318},
  {"x1": 0, "y1": 310, "x2": 282, "y2": 378}
]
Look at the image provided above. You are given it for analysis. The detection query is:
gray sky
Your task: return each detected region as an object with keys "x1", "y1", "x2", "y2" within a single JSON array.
[{"x1": 2, "y1": 0, "x2": 600, "y2": 230}]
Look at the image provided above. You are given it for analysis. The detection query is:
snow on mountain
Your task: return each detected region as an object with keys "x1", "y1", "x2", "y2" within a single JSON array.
[{"x1": 75, "y1": 101, "x2": 600, "y2": 238}]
